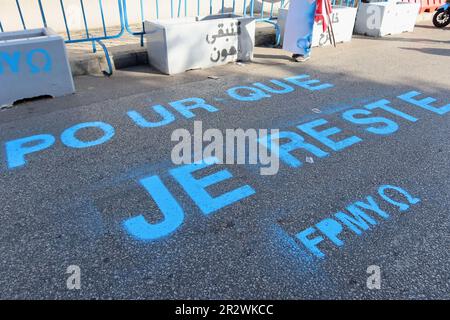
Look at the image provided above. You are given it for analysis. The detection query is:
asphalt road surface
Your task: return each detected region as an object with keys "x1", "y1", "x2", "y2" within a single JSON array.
[{"x1": 0, "y1": 23, "x2": 449, "y2": 299}]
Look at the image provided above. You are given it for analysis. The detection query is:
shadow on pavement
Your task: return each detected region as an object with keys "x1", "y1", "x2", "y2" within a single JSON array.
[{"x1": 399, "y1": 47, "x2": 450, "y2": 57}]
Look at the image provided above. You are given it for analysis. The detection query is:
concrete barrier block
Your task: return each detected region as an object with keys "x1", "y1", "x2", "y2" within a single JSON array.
[
  {"x1": 311, "y1": 6, "x2": 358, "y2": 47},
  {"x1": 354, "y1": 2, "x2": 420, "y2": 37},
  {"x1": 0, "y1": 28, "x2": 75, "y2": 108},
  {"x1": 144, "y1": 14, "x2": 255, "y2": 75}
]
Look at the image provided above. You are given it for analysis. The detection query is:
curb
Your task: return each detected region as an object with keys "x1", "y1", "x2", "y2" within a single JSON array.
[
  {"x1": 69, "y1": 23, "x2": 277, "y2": 76},
  {"x1": 68, "y1": 13, "x2": 432, "y2": 77}
]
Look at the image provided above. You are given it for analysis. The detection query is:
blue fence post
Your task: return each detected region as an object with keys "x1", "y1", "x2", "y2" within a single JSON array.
[
  {"x1": 60, "y1": 0, "x2": 72, "y2": 40},
  {"x1": 99, "y1": 0, "x2": 108, "y2": 37},
  {"x1": 139, "y1": 0, "x2": 145, "y2": 22},
  {"x1": 139, "y1": 0, "x2": 145, "y2": 45},
  {"x1": 156, "y1": 0, "x2": 160, "y2": 19},
  {"x1": 171, "y1": 0, "x2": 174, "y2": 18},
  {"x1": 16, "y1": 0, "x2": 27, "y2": 30},
  {"x1": 79, "y1": 0, "x2": 96, "y2": 53},
  {"x1": 37, "y1": 0, "x2": 48, "y2": 27},
  {"x1": 123, "y1": 0, "x2": 142, "y2": 37},
  {"x1": 92, "y1": 0, "x2": 126, "y2": 76},
  {"x1": 261, "y1": 0, "x2": 265, "y2": 19}
]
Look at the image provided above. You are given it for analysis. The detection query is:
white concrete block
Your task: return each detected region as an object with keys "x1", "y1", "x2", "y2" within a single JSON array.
[
  {"x1": 144, "y1": 14, "x2": 255, "y2": 75},
  {"x1": 354, "y1": 2, "x2": 420, "y2": 37},
  {"x1": 311, "y1": 6, "x2": 358, "y2": 47},
  {"x1": 0, "y1": 28, "x2": 75, "y2": 108},
  {"x1": 396, "y1": 2, "x2": 420, "y2": 33}
]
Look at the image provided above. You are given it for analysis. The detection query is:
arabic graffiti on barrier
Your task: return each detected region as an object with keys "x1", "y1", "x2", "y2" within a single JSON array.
[
  {"x1": 207, "y1": 22, "x2": 240, "y2": 63},
  {"x1": 318, "y1": 12, "x2": 339, "y2": 46},
  {"x1": 1, "y1": 72, "x2": 449, "y2": 260}
]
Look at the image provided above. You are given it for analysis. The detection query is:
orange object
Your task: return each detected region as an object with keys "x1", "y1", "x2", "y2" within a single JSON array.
[{"x1": 402, "y1": 0, "x2": 447, "y2": 14}]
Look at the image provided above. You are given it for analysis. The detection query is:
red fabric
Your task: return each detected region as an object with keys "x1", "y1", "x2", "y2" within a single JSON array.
[{"x1": 315, "y1": 0, "x2": 333, "y2": 32}]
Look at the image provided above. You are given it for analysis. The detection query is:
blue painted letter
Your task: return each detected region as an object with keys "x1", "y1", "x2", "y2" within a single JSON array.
[
  {"x1": 226, "y1": 86, "x2": 271, "y2": 102},
  {"x1": 253, "y1": 80, "x2": 294, "y2": 94},
  {"x1": 398, "y1": 91, "x2": 449, "y2": 115},
  {"x1": 316, "y1": 218, "x2": 344, "y2": 247},
  {"x1": 5, "y1": 134, "x2": 55, "y2": 169},
  {"x1": 170, "y1": 157, "x2": 255, "y2": 215},
  {"x1": 0, "y1": 51, "x2": 20, "y2": 74},
  {"x1": 296, "y1": 227, "x2": 325, "y2": 258},
  {"x1": 342, "y1": 108, "x2": 399, "y2": 135},
  {"x1": 258, "y1": 131, "x2": 328, "y2": 168},
  {"x1": 127, "y1": 105, "x2": 175, "y2": 128},
  {"x1": 123, "y1": 175, "x2": 184, "y2": 241},
  {"x1": 378, "y1": 185, "x2": 420, "y2": 211},
  {"x1": 298, "y1": 118, "x2": 362, "y2": 151},
  {"x1": 169, "y1": 98, "x2": 218, "y2": 118},
  {"x1": 27, "y1": 49, "x2": 52, "y2": 73},
  {"x1": 285, "y1": 75, "x2": 333, "y2": 91},
  {"x1": 364, "y1": 99, "x2": 418, "y2": 122},
  {"x1": 61, "y1": 121, "x2": 115, "y2": 148}
]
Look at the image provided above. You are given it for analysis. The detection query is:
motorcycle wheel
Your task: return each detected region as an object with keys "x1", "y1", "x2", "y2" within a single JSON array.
[{"x1": 433, "y1": 9, "x2": 450, "y2": 28}]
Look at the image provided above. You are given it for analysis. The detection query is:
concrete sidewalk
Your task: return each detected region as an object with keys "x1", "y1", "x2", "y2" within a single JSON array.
[
  {"x1": 68, "y1": 22, "x2": 277, "y2": 76},
  {"x1": 66, "y1": 13, "x2": 435, "y2": 76}
]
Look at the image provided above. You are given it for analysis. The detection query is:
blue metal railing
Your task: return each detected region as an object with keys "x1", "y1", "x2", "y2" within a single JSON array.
[
  {"x1": 0, "y1": 0, "x2": 126, "y2": 75},
  {"x1": 121, "y1": 0, "x2": 356, "y2": 47},
  {"x1": 0, "y1": 0, "x2": 357, "y2": 75},
  {"x1": 122, "y1": 0, "x2": 287, "y2": 46},
  {"x1": 60, "y1": 0, "x2": 126, "y2": 75}
]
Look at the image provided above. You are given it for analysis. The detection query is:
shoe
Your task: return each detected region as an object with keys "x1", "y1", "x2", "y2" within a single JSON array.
[{"x1": 292, "y1": 54, "x2": 310, "y2": 62}]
